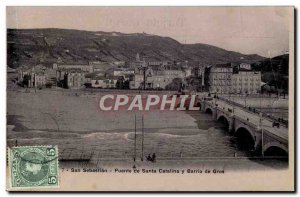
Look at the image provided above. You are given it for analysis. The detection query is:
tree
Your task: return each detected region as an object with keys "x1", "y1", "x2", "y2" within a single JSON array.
[
  {"x1": 116, "y1": 76, "x2": 125, "y2": 89},
  {"x1": 123, "y1": 80, "x2": 130, "y2": 89},
  {"x1": 84, "y1": 83, "x2": 92, "y2": 88},
  {"x1": 45, "y1": 82, "x2": 52, "y2": 88},
  {"x1": 22, "y1": 74, "x2": 30, "y2": 87},
  {"x1": 165, "y1": 78, "x2": 183, "y2": 91}
]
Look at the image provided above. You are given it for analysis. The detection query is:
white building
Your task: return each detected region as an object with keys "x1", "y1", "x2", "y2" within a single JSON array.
[
  {"x1": 113, "y1": 68, "x2": 135, "y2": 76},
  {"x1": 133, "y1": 67, "x2": 185, "y2": 89},
  {"x1": 231, "y1": 71, "x2": 261, "y2": 94},
  {"x1": 239, "y1": 63, "x2": 252, "y2": 70},
  {"x1": 91, "y1": 76, "x2": 118, "y2": 88}
]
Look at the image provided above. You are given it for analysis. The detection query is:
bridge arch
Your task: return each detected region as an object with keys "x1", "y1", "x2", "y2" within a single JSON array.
[
  {"x1": 264, "y1": 142, "x2": 288, "y2": 157},
  {"x1": 217, "y1": 115, "x2": 230, "y2": 130},
  {"x1": 235, "y1": 126, "x2": 256, "y2": 151},
  {"x1": 205, "y1": 107, "x2": 213, "y2": 114}
]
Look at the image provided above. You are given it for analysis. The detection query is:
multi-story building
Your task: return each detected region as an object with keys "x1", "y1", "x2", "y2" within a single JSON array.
[
  {"x1": 148, "y1": 61, "x2": 169, "y2": 67},
  {"x1": 18, "y1": 70, "x2": 29, "y2": 83},
  {"x1": 193, "y1": 64, "x2": 211, "y2": 78},
  {"x1": 239, "y1": 63, "x2": 252, "y2": 70},
  {"x1": 31, "y1": 72, "x2": 47, "y2": 88},
  {"x1": 113, "y1": 68, "x2": 135, "y2": 76},
  {"x1": 208, "y1": 63, "x2": 261, "y2": 94},
  {"x1": 90, "y1": 76, "x2": 118, "y2": 89},
  {"x1": 89, "y1": 62, "x2": 112, "y2": 72},
  {"x1": 130, "y1": 55, "x2": 189, "y2": 90},
  {"x1": 18, "y1": 66, "x2": 47, "y2": 88},
  {"x1": 192, "y1": 65, "x2": 210, "y2": 92},
  {"x1": 208, "y1": 63, "x2": 233, "y2": 94},
  {"x1": 113, "y1": 61, "x2": 126, "y2": 66},
  {"x1": 64, "y1": 70, "x2": 86, "y2": 89},
  {"x1": 231, "y1": 71, "x2": 261, "y2": 94},
  {"x1": 129, "y1": 53, "x2": 147, "y2": 69},
  {"x1": 19, "y1": 72, "x2": 46, "y2": 88},
  {"x1": 132, "y1": 67, "x2": 185, "y2": 89}
]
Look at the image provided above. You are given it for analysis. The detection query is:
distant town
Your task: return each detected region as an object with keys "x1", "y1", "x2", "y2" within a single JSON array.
[{"x1": 12, "y1": 53, "x2": 269, "y2": 96}]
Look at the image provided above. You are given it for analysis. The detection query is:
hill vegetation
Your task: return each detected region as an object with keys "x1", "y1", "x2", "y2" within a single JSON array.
[{"x1": 7, "y1": 28, "x2": 265, "y2": 68}]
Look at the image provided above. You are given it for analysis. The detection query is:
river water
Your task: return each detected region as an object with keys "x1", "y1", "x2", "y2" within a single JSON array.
[{"x1": 7, "y1": 90, "x2": 288, "y2": 170}]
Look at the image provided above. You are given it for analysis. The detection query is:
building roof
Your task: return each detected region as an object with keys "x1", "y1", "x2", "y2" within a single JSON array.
[
  {"x1": 7, "y1": 67, "x2": 16, "y2": 73},
  {"x1": 35, "y1": 71, "x2": 46, "y2": 75},
  {"x1": 214, "y1": 63, "x2": 232, "y2": 68},
  {"x1": 58, "y1": 64, "x2": 92, "y2": 67},
  {"x1": 114, "y1": 68, "x2": 134, "y2": 72},
  {"x1": 92, "y1": 62, "x2": 113, "y2": 69},
  {"x1": 238, "y1": 68, "x2": 253, "y2": 72},
  {"x1": 85, "y1": 71, "x2": 105, "y2": 78},
  {"x1": 92, "y1": 75, "x2": 119, "y2": 80},
  {"x1": 91, "y1": 76, "x2": 106, "y2": 80},
  {"x1": 236, "y1": 70, "x2": 261, "y2": 74},
  {"x1": 66, "y1": 69, "x2": 88, "y2": 73},
  {"x1": 60, "y1": 68, "x2": 82, "y2": 72},
  {"x1": 261, "y1": 82, "x2": 267, "y2": 86}
]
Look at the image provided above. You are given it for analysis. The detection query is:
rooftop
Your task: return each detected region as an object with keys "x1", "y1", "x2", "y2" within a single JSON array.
[
  {"x1": 57, "y1": 63, "x2": 92, "y2": 67},
  {"x1": 65, "y1": 69, "x2": 88, "y2": 73},
  {"x1": 91, "y1": 75, "x2": 119, "y2": 80},
  {"x1": 214, "y1": 63, "x2": 232, "y2": 68}
]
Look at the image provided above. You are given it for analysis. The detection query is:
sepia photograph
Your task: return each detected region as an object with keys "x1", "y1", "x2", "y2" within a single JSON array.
[{"x1": 5, "y1": 6, "x2": 294, "y2": 191}]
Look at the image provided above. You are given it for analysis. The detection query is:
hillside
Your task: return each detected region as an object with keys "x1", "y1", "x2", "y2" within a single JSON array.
[
  {"x1": 251, "y1": 54, "x2": 289, "y2": 93},
  {"x1": 7, "y1": 28, "x2": 265, "y2": 69}
]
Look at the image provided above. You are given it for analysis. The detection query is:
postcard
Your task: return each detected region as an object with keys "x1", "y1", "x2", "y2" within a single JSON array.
[{"x1": 6, "y1": 6, "x2": 295, "y2": 191}]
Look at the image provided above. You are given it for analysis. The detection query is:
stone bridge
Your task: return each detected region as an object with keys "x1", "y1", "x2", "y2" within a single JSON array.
[{"x1": 201, "y1": 99, "x2": 288, "y2": 157}]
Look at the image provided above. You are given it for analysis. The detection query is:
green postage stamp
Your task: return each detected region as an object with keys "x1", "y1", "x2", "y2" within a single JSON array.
[{"x1": 8, "y1": 146, "x2": 59, "y2": 189}]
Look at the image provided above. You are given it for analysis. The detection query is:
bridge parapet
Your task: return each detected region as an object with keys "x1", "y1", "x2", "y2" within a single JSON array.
[{"x1": 201, "y1": 99, "x2": 289, "y2": 156}]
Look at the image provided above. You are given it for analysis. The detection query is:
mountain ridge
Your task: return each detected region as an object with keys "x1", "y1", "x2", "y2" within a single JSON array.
[{"x1": 7, "y1": 28, "x2": 266, "y2": 68}]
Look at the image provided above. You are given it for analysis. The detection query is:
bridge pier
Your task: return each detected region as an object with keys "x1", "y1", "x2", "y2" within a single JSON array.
[
  {"x1": 228, "y1": 117, "x2": 234, "y2": 133},
  {"x1": 212, "y1": 107, "x2": 217, "y2": 120},
  {"x1": 254, "y1": 131, "x2": 262, "y2": 153},
  {"x1": 200, "y1": 102, "x2": 206, "y2": 113}
]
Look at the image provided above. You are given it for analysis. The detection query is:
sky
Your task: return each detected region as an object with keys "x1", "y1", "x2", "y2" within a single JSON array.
[{"x1": 7, "y1": 6, "x2": 293, "y2": 57}]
